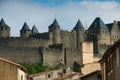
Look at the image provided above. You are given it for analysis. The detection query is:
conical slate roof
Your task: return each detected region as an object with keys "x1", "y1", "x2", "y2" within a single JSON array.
[
  {"x1": 89, "y1": 17, "x2": 108, "y2": 30},
  {"x1": 73, "y1": 19, "x2": 84, "y2": 30},
  {"x1": 0, "y1": 18, "x2": 10, "y2": 28},
  {"x1": 21, "y1": 22, "x2": 30, "y2": 31},
  {"x1": 32, "y1": 25, "x2": 39, "y2": 33},
  {"x1": 49, "y1": 19, "x2": 60, "y2": 28}
]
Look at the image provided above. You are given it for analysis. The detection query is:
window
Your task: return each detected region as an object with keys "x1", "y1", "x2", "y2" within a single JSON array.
[
  {"x1": 21, "y1": 75, "x2": 23, "y2": 80},
  {"x1": 48, "y1": 74, "x2": 51, "y2": 78}
]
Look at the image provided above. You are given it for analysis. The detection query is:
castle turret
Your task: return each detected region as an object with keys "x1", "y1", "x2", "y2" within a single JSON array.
[
  {"x1": 32, "y1": 25, "x2": 39, "y2": 34},
  {"x1": 49, "y1": 19, "x2": 61, "y2": 44},
  {"x1": 20, "y1": 22, "x2": 31, "y2": 37},
  {"x1": 73, "y1": 19, "x2": 85, "y2": 49},
  {"x1": 88, "y1": 17, "x2": 110, "y2": 56},
  {"x1": 0, "y1": 18, "x2": 10, "y2": 38}
]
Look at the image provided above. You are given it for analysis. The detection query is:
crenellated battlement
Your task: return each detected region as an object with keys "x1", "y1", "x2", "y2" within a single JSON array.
[
  {"x1": 0, "y1": 17, "x2": 117, "y2": 66},
  {"x1": 29, "y1": 32, "x2": 49, "y2": 40},
  {"x1": 65, "y1": 48, "x2": 79, "y2": 52},
  {"x1": 48, "y1": 43, "x2": 64, "y2": 50}
]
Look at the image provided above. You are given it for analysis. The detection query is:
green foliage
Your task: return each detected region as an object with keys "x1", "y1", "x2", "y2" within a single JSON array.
[{"x1": 21, "y1": 63, "x2": 63, "y2": 74}]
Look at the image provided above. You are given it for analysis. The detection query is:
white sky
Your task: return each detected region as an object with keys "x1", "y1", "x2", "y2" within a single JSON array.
[{"x1": 0, "y1": 0, "x2": 120, "y2": 36}]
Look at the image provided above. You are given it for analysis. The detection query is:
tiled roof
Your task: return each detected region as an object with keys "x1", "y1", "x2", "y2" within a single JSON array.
[
  {"x1": 21, "y1": 22, "x2": 30, "y2": 31},
  {"x1": 32, "y1": 25, "x2": 39, "y2": 33}
]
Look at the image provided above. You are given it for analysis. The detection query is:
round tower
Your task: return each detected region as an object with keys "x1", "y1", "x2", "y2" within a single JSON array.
[
  {"x1": 73, "y1": 19, "x2": 85, "y2": 49},
  {"x1": 20, "y1": 22, "x2": 31, "y2": 37},
  {"x1": 49, "y1": 19, "x2": 60, "y2": 44},
  {"x1": 0, "y1": 18, "x2": 10, "y2": 38}
]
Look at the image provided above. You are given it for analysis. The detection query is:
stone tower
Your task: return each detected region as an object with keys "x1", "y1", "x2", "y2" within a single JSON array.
[
  {"x1": 87, "y1": 17, "x2": 110, "y2": 56},
  {"x1": 49, "y1": 19, "x2": 60, "y2": 44},
  {"x1": 20, "y1": 22, "x2": 31, "y2": 37},
  {"x1": 107, "y1": 21, "x2": 120, "y2": 45},
  {"x1": 73, "y1": 19, "x2": 85, "y2": 49},
  {"x1": 0, "y1": 18, "x2": 10, "y2": 38}
]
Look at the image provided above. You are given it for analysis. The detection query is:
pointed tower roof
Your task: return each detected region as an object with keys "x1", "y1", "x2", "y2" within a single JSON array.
[
  {"x1": 21, "y1": 22, "x2": 30, "y2": 31},
  {"x1": 49, "y1": 18, "x2": 60, "y2": 28},
  {"x1": 32, "y1": 25, "x2": 39, "y2": 34},
  {"x1": 89, "y1": 17, "x2": 108, "y2": 30},
  {"x1": 73, "y1": 19, "x2": 84, "y2": 30},
  {"x1": 0, "y1": 18, "x2": 10, "y2": 28}
]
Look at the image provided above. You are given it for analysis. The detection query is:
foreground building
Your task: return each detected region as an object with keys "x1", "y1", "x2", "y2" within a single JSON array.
[
  {"x1": 0, "y1": 58, "x2": 27, "y2": 80},
  {"x1": 28, "y1": 68, "x2": 80, "y2": 80},
  {"x1": 81, "y1": 70, "x2": 101, "y2": 80},
  {"x1": 99, "y1": 39, "x2": 120, "y2": 80}
]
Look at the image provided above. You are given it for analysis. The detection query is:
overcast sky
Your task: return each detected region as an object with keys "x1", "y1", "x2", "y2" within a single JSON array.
[{"x1": 1, "y1": 0, "x2": 120, "y2": 36}]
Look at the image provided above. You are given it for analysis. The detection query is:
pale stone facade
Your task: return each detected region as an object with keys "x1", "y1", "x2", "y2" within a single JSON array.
[
  {"x1": 81, "y1": 41, "x2": 93, "y2": 64},
  {"x1": 81, "y1": 62, "x2": 101, "y2": 75}
]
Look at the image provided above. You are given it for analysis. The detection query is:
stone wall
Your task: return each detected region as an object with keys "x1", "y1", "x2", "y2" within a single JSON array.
[
  {"x1": 42, "y1": 47, "x2": 81, "y2": 67},
  {"x1": 42, "y1": 48, "x2": 64, "y2": 66},
  {"x1": 0, "y1": 47, "x2": 42, "y2": 64},
  {"x1": 98, "y1": 44, "x2": 109, "y2": 57},
  {"x1": 0, "y1": 37, "x2": 50, "y2": 48},
  {"x1": 65, "y1": 48, "x2": 80, "y2": 67},
  {"x1": 60, "y1": 30, "x2": 76, "y2": 48}
]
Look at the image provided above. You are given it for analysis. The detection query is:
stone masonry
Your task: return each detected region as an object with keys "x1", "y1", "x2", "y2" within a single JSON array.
[{"x1": 0, "y1": 17, "x2": 119, "y2": 67}]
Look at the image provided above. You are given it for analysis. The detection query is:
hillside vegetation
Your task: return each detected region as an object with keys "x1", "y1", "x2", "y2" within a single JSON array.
[{"x1": 21, "y1": 64, "x2": 63, "y2": 74}]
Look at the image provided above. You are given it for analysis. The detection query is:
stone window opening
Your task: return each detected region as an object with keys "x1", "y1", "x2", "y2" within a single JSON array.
[
  {"x1": 48, "y1": 74, "x2": 51, "y2": 78},
  {"x1": 21, "y1": 75, "x2": 23, "y2": 80}
]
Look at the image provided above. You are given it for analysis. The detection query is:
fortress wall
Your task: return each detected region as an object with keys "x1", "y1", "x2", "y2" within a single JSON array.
[
  {"x1": 60, "y1": 30, "x2": 76, "y2": 48},
  {"x1": 42, "y1": 48, "x2": 64, "y2": 66},
  {"x1": 65, "y1": 48, "x2": 81, "y2": 67},
  {"x1": 110, "y1": 22, "x2": 120, "y2": 44},
  {"x1": 0, "y1": 37, "x2": 50, "y2": 47},
  {"x1": 97, "y1": 44, "x2": 109, "y2": 57},
  {"x1": 99, "y1": 29, "x2": 110, "y2": 45},
  {"x1": 30, "y1": 32, "x2": 50, "y2": 40},
  {"x1": 0, "y1": 47, "x2": 42, "y2": 64}
]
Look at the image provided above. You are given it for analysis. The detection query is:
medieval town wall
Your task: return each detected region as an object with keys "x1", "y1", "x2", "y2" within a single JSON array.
[
  {"x1": 60, "y1": 30, "x2": 76, "y2": 48},
  {"x1": 0, "y1": 47, "x2": 42, "y2": 64},
  {"x1": 0, "y1": 37, "x2": 50, "y2": 48},
  {"x1": 42, "y1": 47, "x2": 64, "y2": 66},
  {"x1": 65, "y1": 48, "x2": 81, "y2": 67}
]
